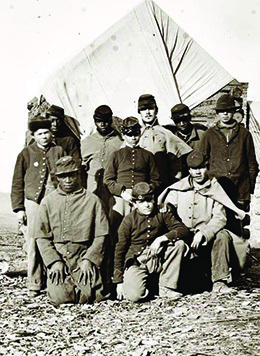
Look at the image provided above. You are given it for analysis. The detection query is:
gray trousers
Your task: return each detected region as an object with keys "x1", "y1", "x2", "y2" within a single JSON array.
[
  {"x1": 24, "y1": 199, "x2": 45, "y2": 291},
  {"x1": 122, "y1": 240, "x2": 186, "y2": 302}
]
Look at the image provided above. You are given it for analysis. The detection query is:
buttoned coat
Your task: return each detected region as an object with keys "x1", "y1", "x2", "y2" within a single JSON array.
[
  {"x1": 104, "y1": 145, "x2": 160, "y2": 196},
  {"x1": 81, "y1": 130, "x2": 122, "y2": 192},
  {"x1": 200, "y1": 122, "x2": 259, "y2": 201},
  {"x1": 139, "y1": 120, "x2": 192, "y2": 188},
  {"x1": 11, "y1": 142, "x2": 65, "y2": 212}
]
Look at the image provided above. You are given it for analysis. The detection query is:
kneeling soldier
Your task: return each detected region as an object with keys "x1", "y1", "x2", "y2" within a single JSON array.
[
  {"x1": 113, "y1": 182, "x2": 191, "y2": 302},
  {"x1": 35, "y1": 156, "x2": 110, "y2": 306}
]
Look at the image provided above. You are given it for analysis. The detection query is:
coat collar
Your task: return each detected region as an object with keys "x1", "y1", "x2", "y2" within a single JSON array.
[{"x1": 159, "y1": 176, "x2": 245, "y2": 220}]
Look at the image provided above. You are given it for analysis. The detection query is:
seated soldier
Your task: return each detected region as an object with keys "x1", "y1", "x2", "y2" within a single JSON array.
[
  {"x1": 35, "y1": 156, "x2": 110, "y2": 306},
  {"x1": 113, "y1": 182, "x2": 191, "y2": 302},
  {"x1": 159, "y1": 151, "x2": 248, "y2": 294}
]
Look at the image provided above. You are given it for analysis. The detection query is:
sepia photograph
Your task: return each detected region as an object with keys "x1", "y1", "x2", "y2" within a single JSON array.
[{"x1": 0, "y1": 0, "x2": 260, "y2": 355}]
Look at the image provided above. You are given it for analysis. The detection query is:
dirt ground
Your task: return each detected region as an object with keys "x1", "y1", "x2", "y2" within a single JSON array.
[{"x1": 0, "y1": 222, "x2": 259, "y2": 356}]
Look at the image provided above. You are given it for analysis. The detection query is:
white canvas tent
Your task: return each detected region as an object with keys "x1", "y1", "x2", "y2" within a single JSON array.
[{"x1": 42, "y1": 0, "x2": 234, "y2": 137}]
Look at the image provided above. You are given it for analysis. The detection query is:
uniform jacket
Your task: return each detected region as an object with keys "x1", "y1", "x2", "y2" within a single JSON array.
[
  {"x1": 104, "y1": 145, "x2": 160, "y2": 196},
  {"x1": 113, "y1": 207, "x2": 190, "y2": 283},
  {"x1": 53, "y1": 135, "x2": 81, "y2": 165},
  {"x1": 139, "y1": 119, "x2": 192, "y2": 188},
  {"x1": 11, "y1": 142, "x2": 65, "y2": 212},
  {"x1": 35, "y1": 187, "x2": 110, "y2": 269},
  {"x1": 81, "y1": 130, "x2": 122, "y2": 192},
  {"x1": 164, "y1": 123, "x2": 207, "y2": 150},
  {"x1": 200, "y1": 122, "x2": 259, "y2": 201}
]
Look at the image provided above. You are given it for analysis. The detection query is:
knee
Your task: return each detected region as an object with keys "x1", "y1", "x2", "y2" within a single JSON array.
[
  {"x1": 47, "y1": 277, "x2": 76, "y2": 306},
  {"x1": 124, "y1": 286, "x2": 148, "y2": 302},
  {"x1": 174, "y1": 240, "x2": 186, "y2": 253},
  {"x1": 215, "y1": 230, "x2": 231, "y2": 245}
]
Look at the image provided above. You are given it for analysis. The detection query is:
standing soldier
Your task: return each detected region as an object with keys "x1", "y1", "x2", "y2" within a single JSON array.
[
  {"x1": 11, "y1": 116, "x2": 65, "y2": 297},
  {"x1": 45, "y1": 105, "x2": 81, "y2": 166},
  {"x1": 81, "y1": 105, "x2": 122, "y2": 209},
  {"x1": 137, "y1": 94, "x2": 192, "y2": 190},
  {"x1": 165, "y1": 103, "x2": 207, "y2": 149},
  {"x1": 200, "y1": 94, "x2": 259, "y2": 212}
]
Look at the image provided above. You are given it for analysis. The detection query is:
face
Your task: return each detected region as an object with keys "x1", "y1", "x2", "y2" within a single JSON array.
[
  {"x1": 139, "y1": 107, "x2": 157, "y2": 125},
  {"x1": 33, "y1": 128, "x2": 52, "y2": 147},
  {"x1": 49, "y1": 115, "x2": 62, "y2": 133},
  {"x1": 174, "y1": 114, "x2": 191, "y2": 133},
  {"x1": 57, "y1": 171, "x2": 80, "y2": 193},
  {"x1": 189, "y1": 166, "x2": 208, "y2": 185},
  {"x1": 217, "y1": 109, "x2": 235, "y2": 125},
  {"x1": 123, "y1": 133, "x2": 140, "y2": 147},
  {"x1": 94, "y1": 118, "x2": 112, "y2": 136},
  {"x1": 135, "y1": 199, "x2": 154, "y2": 215}
]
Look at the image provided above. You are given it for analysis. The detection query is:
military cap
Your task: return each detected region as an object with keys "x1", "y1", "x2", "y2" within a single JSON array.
[
  {"x1": 132, "y1": 182, "x2": 154, "y2": 201},
  {"x1": 93, "y1": 105, "x2": 113, "y2": 121},
  {"x1": 215, "y1": 94, "x2": 238, "y2": 111},
  {"x1": 121, "y1": 117, "x2": 141, "y2": 135},
  {"x1": 55, "y1": 156, "x2": 79, "y2": 176},
  {"x1": 28, "y1": 115, "x2": 51, "y2": 132},
  {"x1": 186, "y1": 150, "x2": 208, "y2": 169},
  {"x1": 46, "y1": 105, "x2": 65, "y2": 119},
  {"x1": 171, "y1": 103, "x2": 191, "y2": 120},
  {"x1": 138, "y1": 94, "x2": 157, "y2": 113}
]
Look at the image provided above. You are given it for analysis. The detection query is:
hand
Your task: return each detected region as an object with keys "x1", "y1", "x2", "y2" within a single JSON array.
[
  {"x1": 17, "y1": 210, "x2": 26, "y2": 224},
  {"x1": 74, "y1": 259, "x2": 98, "y2": 286},
  {"x1": 158, "y1": 203, "x2": 168, "y2": 214},
  {"x1": 191, "y1": 231, "x2": 205, "y2": 250},
  {"x1": 49, "y1": 261, "x2": 67, "y2": 285},
  {"x1": 148, "y1": 235, "x2": 168, "y2": 257},
  {"x1": 121, "y1": 189, "x2": 132, "y2": 203},
  {"x1": 116, "y1": 283, "x2": 125, "y2": 300}
]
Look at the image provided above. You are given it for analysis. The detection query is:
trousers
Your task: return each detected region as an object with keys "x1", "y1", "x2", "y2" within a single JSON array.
[
  {"x1": 122, "y1": 240, "x2": 186, "y2": 302},
  {"x1": 24, "y1": 199, "x2": 45, "y2": 291}
]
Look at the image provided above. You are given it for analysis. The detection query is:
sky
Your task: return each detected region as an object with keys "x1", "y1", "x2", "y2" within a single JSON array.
[{"x1": 1, "y1": 0, "x2": 260, "y2": 193}]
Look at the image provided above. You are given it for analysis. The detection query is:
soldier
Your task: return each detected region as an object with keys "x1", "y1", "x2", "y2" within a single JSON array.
[
  {"x1": 164, "y1": 103, "x2": 207, "y2": 149},
  {"x1": 113, "y1": 182, "x2": 190, "y2": 302},
  {"x1": 200, "y1": 94, "x2": 259, "y2": 212},
  {"x1": 159, "y1": 151, "x2": 248, "y2": 294},
  {"x1": 45, "y1": 105, "x2": 81, "y2": 166},
  {"x1": 137, "y1": 94, "x2": 192, "y2": 190},
  {"x1": 35, "y1": 156, "x2": 111, "y2": 306},
  {"x1": 81, "y1": 105, "x2": 122, "y2": 209},
  {"x1": 11, "y1": 116, "x2": 65, "y2": 297},
  {"x1": 104, "y1": 117, "x2": 160, "y2": 239}
]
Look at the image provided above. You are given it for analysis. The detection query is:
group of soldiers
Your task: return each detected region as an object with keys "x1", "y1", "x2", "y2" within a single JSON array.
[{"x1": 11, "y1": 92, "x2": 259, "y2": 306}]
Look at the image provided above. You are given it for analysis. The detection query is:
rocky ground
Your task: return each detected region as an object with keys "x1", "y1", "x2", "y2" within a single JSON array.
[{"x1": 0, "y1": 189, "x2": 259, "y2": 356}]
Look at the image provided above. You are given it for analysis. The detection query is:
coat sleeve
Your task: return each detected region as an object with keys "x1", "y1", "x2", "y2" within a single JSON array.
[
  {"x1": 11, "y1": 151, "x2": 26, "y2": 212},
  {"x1": 163, "y1": 211, "x2": 191, "y2": 244},
  {"x1": 35, "y1": 200, "x2": 64, "y2": 268},
  {"x1": 198, "y1": 201, "x2": 227, "y2": 243},
  {"x1": 148, "y1": 152, "x2": 161, "y2": 192},
  {"x1": 113, "y1": 217, "x2": 132, "y2": 283},
  {"x1": 104, "y1": 151, "x2": 125, "y2": 196},
  {"x1": 246, "y1": 131, "x2": 259, "y2": 194}
]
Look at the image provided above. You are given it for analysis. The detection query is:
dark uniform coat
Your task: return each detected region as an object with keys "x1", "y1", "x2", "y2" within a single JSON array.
[{"x1": 200, "y1": 122, "x2": 259, "y2": 202}]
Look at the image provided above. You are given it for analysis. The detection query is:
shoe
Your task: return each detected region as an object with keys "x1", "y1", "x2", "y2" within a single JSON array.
[
  {"x1": 28, "y1": 290, "x2": 40, "y2": 297},
  {"x1": 159, "y1": 286, "x2": 183, "y2": 300},
  {"x1": 212, "y1": 281, "x2": 236, "y2": 294}
]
